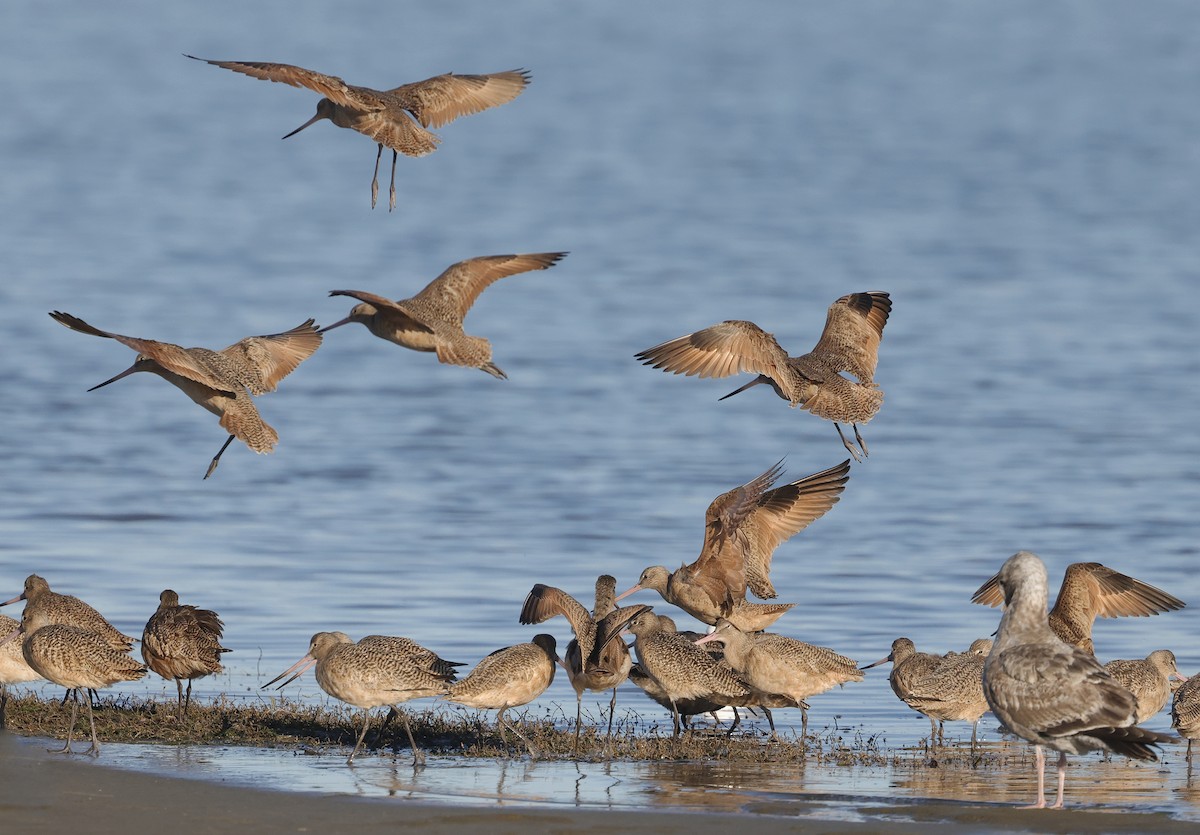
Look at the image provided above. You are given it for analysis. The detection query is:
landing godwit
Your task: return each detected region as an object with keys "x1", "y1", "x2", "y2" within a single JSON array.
[
  {"x1": 1104, "y1": 650, "x2": 1186, "y2": 723},
  {"x1": 625, "y1": 610, "x2": 753, "y2": 738},
  {"x1": 49, "y1": 312, "x2": 322, "y2": 479},
  {"x1": 972, "y1": 560, "x2": 1186, "y2": 656},
  {"x1": 519, "y1": 577, "x2": 650, "y2": 748},
  {"x1": 12, "y1": 606, "x2": 146, "y2": 755},
  {"x1": 1171, "y1": 675, "x2": 1200, "y2": 762},
  {"x1": 321, "y1": 252, "x2": 567, "y2": 379},
  {"x1": 187, "y1": 56, "x2": 530, "y2": 210},
  {"x1": 696, "y1": 617, "x2": 863, "y2": 738},
  {"x1": 0, "y1": 613, "x2": 41, "y2": 727},
  {"x1": 978, "y1": 551, "x2": 1174, "y2": 809},
  {"x1": 635, "y1": 292, "x2": 891, "y2": 461},
  {"x1": 445, "y1": 634, "x2": 558, "y2": 757},
  {"x1": 141, "y1": 590, "x2": 231, "y2": 718},
  {"x1": 616, "y1": 459, "x2": 850, "y2": 630},
  {"x1": 265, "y1": 632, "x2": 460, "y2": 765},
  {"x1": 902, "y1": 639, "x2": 992, "y2": 754}
]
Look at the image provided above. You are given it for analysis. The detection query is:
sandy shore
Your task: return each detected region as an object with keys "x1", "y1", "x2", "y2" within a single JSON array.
[{"x1": 2, "y1": 731, "x2": 1193, "y2": 834}]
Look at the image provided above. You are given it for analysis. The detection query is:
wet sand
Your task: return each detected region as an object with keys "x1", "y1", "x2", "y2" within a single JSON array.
[{"x1": 2, "y1": 732, "x2": 1193, "y2": 834}]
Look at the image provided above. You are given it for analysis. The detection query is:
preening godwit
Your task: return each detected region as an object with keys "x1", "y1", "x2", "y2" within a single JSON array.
[
  {"x1": 11, "y1": 606, "x2": 146, "y2": 755},
  {"x1": 49, "y1": 312, "x2": 322, "y2": 479},
  {"x1": 187, "y1": 56, "x2": 530, "y2": 210},
  {"x1": 902, "y1": 639, "x2": 992, "y2": 754},
  {"x1": 625, "y1": 610, "x2": 753, "y2": 738},
  {"x1": 1104, "y1": 650, "x2": 1186, "y2": 724},
  {"x1": 696, "y1": 617, "x2": 863, "y2": 738},
  {"x1": 972, "y1": 560, "x2": 1186, "y2": 656},
  {"x1": 264, "y1": 632, "x2": 460, "y2": 765},
  {"x1": 141, "y1": 590, "x2": 231, "y2": 718},
  {"x1": 321, "y1": 252, "x2": 567, "y2": 379},
  {"x1": 615, "y1": 459, "x2": 850, "y2": 630},
  {"x1": 978, "y1": 551, "x2": 1174, "y2": 809},
  {"x1": 635, "y1": 292, "x2": 891, "y2": 461},
  {"x1": 519, "y1": 577, "x2": 650, "y2": 748},
  {"x1": 0, "y1": 613, "x2": 41, "y2": 727},
  {"x1": 445, "y1": 634, "x2": 558, "y2": 757},
  {"x1": 1172, "y1": 675, "x2": 1200, "y2": 762}
]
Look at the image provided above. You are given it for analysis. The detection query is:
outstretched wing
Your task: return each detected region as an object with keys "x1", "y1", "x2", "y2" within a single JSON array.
[{"x1": 390, "y1": 70, "x2": 531, "y2": 128}]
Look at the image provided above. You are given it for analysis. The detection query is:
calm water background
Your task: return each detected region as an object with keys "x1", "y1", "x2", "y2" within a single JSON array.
[{"x1": 2, "y1": 0, "x2": 1198, "y2": 816}]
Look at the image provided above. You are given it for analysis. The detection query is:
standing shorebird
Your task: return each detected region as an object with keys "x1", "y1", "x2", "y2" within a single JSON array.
[
  {"x1": 8, "y1": 606, "x2": 146, "y2": 755},
  {"x1": 265, "y1": 632, "x2": 461, "y2": 765},
  {"x1": 1104, "y1": 650, "x2": 1187, "y2": 724},
  {"x1": 978, "y1": 551, "x2": 1174, "y2": 809},
  {"x1": 187, "y1": 56, "x2": 530, "y2": 210},
  {"x1": 445, "y1": 634, "x2": 558, "y2": 758},
  {"x1": 625, "y1": 610, "x2": 753, "y2": 739},
  {"x1": 972, "y1": 561, "x2": 1185, "y2": 656},
  {"x1": 321, "y1": 252, "x2": 567, "y2": 379},
  {"x1": 863, "y1": 637, "x2": 993, "y2": 752},
  {"x1": 49, "y1": 312, "x2": 322, "y2": 479},
  {"x1": 635, "y1": 292, "x2": 891, "y2": 461},
  {"x1": 616, "y1": 459, "x2": 850, "y2": 630},
  {"x1": 0, "y1": 613, "x2": 41, "y2": 727},
  {"x1": 696, "y1": 618, "x2": 863, "y2": 738},
  {"x1": 142, "y1": 590, "x2": 231, "y2": 718},
  {"x1": 519, "y1": 577, "x2": 650, "y2": 748},
  {"x1": 1172, "y1": 675, "x2": 1200, "y2": 762}
]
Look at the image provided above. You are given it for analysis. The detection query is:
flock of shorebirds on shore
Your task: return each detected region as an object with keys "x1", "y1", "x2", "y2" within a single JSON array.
[{"x1": 5, "y1": 54, "x2": 1196, "y2": 812}]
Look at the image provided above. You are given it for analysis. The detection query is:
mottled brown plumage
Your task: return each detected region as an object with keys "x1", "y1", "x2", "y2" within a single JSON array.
[
  {"x1": 903, "y1": 639, "x2": 992, "y2": 753},
  {"x1": 188, "y1": 56, "x2": 530, "y2": 210},
  {"x1": 979, "y1": 551, "x2": 1175, "y2": 809},
  {"x1": 635, "y1": 292, "x2": 891, "y2": 460},
  {"x1": 972, "y1": 560, "x2": 1185, "y2": 656},
  {"x1": 519, "y1": 577, "x2": 650, "y2": 747},
  {"x1": 0, "y1": 613, "x2": 41, "y2": 727},
  {"x1": 1171, "y1": 674, "x2": 1200, "y2": 761},
  {"x1": 1104, "y1": 650, "x2": 1185, "y2": 724},
  {"x1": 445, "y1": 634, "x2": 558, "y2": 757},
  {"x1": 142, "y1": 589, "x2": 230, "y2": 717},
  {"x1": 49, "y1": 311, "x2": 322, "y2": 479},
  {"x1": 265, "y1": 631, "x2": 460, "y2": 765},
  {"x1": 616, "y1": 459, "x2": 849, "y2": 629},
  {"x1": 322, "y1": 252, "x2": 567, "y2": 379}
]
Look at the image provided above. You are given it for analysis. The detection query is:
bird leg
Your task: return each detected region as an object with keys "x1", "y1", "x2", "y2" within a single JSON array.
[
  {"x1": 1022, "y1": 744, "x2": 1047, "y2": 809},
  {"x1": 761, "y1": 707, "x2": 777, "y2": 740},
  {"x1": 399, "y1": 708, "x2": 424, "y2": 766},
  {"x1": 204, "y1": 435, "x2": 236, "y2": 480},
  {"x1": 497, "y1": 707, "x2": 538, "y2": 759},
  {"x1": 175, "y1": 678, "x2": 186, "y2": 719},
  {"x1": 370, "y1": 144, "x2": 382, "y2": 209},
  {"x1": 607, "y1": 687, "x2": 619, "y2": 738},
  {"x1": 1051, "y1": 752, "x2": 1068, "y2": 809},
  {"x1": 389, "y1": 149, "x2": 398, "y2": 212},
  {"x1": 853, "y1": 423, "x2": 869, "y2": 457},
  {"x1": 572, "y1": 695, "x2": 583, "y2": 752},
  {"x1": 184, "y1": 679, "x2": 193, "y2": 716},
  {"x1": 835, "y1": 424, "x2": 865, "y2": 463},
  {"x1": 347, "y1": 709, "x2": 373, "y2": 764},
  {"x1": 83, "y1": 698, "x2": 101, "y2": 756},
  {"x1": 50, "y1": 690, "x2": 80, "y2": 754}
]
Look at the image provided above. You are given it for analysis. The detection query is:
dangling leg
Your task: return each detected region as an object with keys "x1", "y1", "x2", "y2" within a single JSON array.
[
  {"x1": 388, "y1": 149, "x2": 398, "y2": 212},
  {"x1": 204, "y1": 435, "x2": 236, "y2": 480},
  {"x1": 83, "y1": 697, "x2": 101, "y2": 756},
  {"x1": 1050, "y1": 752, "x2": 1068, "y2": 809},
  {"x1": 853, "y1": 423, "x2": 869, "y2": 458},
  {"x1": 347, "y1": 709, "x2": 373, "y2": 764},
  {"x1": 370, "y1": 144, "x2": 383, "y2": 209},
  {"x1": 834, "y1": 424, "x2": 864, "y2": 463}
]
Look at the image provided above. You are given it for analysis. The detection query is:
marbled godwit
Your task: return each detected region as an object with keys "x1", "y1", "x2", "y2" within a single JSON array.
[
  {"x1": 519, "y1": 577, "x2": 650, "y2": 748},
  {"x1": 635, "y1": 292, "x2": 891, "y2": 461},
  {"x1": 902, "y1": 639, "x2": 992, "y2": 754},
  {"x1": 48, "y1": 312, "x2": 322, "y2": 479},
  {"x1": 616, "y1": 459, "x2": 850, "y2": 630},
  {"x1": 445, "y1": 634, "x2": 558, "y2": 757},
  {"x1": 862, "y1": 637, "x2": 950, "y2": 746},
  {"x1": 12, "y1": 606, "x2": 146, "y2": 755},
  {"x1": 321, "y1": 252, "x2": 567, "y2": 379},
  {"x1": 1104, "y1": 650, "x2": 1186, "y2": 724},
  {"x1": 264, "y1": 632, "x2": 460, "y2": 765},
  {"x1": 0, "y1": 613, "x2": 41, "y2": 727},
  {"x1": 1172, "y1": 675, "x2": 1200, "y2": 762},
  {"x1": 187, "y1": 56, "x2": 530, "y2": 210},
  {"x1": 972, "y1": 560, "x2": 1186, "y2": 656},
  {"x1": 978, "y1": 551, "x2": 1174, "y2": 809},
  {"x1": 696, "y1": 617, "x2": 863, "y2": 738},
  {"x1": 625, "y1": 610, "x2": 753, "y2": 738},
  {"x1": 141, "y1": 590, "x2": 231, "y2": 718}
]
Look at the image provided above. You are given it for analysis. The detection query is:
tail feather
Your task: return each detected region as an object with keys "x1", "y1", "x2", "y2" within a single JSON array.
[{"x1": 1084, "y1": 725, "x2": 1176, "y2": 761}]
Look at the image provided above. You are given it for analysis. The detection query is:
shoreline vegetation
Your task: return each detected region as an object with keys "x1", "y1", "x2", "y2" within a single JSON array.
[{"x1": 3, "y1": 690, "x2": 996, "y2": 767}]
